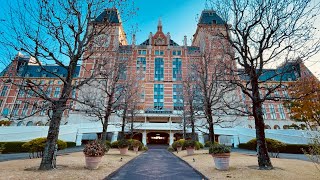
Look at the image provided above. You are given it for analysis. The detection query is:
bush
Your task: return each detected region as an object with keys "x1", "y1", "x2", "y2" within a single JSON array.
[
  {"x1": 241, "y1": 138, "x2": 286, "y2": 153},
  {"x1": 66, "y1": 142, "x2": 76, "y2": 148},
  {"x1": 284, "y1": 144, "x2": 311, "y2": 154},
  {"x1": 167, "y1": 146, "x2": 174, "y2": 152},
  {"x1": 172, "y1": 141, "x2": 182, "y2": 150},
  {"x1": 22, "y1": 138, "x2": 67, "y2": 153},
  {"x1": 198, "y1": 142, "x2": 204, "y2": 149},
  {"x1": 0, "y1": 120, "x2": 11, "y2": 126},
  {"x1": 205, "y1": 141, "x2": 218, "y2": 147},
  {"x1": 128, "y1": 139, "x2": 143, "y2": 150},
  {"x1": 111, "y1": 141, "x2": 119, "y2": 148},
  {"x1": 195, "y1": 141, "x2": 204, "y2": 150},
  {"x1": 209, "y1": 144, "x2": 231, "y2": 154},
  {"x1": 118, "y1": 139, "x2": 130, "y2": 148},
  {"x1": 0, "y1": 142, "x2": 28, "y2": 153},
  {"x1": 83, "y1": 141, "x2": 105, "y2": 157},
  {"x1": 142, "y1": 146, "x2": 148, "y2": 151},
  {"x1": 184, "y1": 140, "x2": 196, "y2": 148},
  {"x1": 105, "y1": 140, "x2": 111, "y2": 149}
]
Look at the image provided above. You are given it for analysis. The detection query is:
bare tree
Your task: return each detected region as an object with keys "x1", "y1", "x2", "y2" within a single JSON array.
[
  {"x1": 0, "y1": 0, "x2": 135, "y2": 170},
  {"x1": 208, "y1": 0, "x2": 320, "y2": 169}
]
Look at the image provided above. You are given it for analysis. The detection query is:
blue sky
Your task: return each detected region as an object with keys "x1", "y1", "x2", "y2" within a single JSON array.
[
  {"x1": 0, "y1": 0, "x2": 319, "y2": 78},
  {"x1": 123, "y1": 0, "x2": 205, "y2": 45}
]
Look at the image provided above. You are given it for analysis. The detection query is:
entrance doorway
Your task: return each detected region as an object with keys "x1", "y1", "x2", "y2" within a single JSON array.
[{"x1": 147, "y1": 132, "x2": 169, "y2": 145}]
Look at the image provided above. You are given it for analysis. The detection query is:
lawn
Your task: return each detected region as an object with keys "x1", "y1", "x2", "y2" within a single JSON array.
[
  {"x1": 0, "y1": 149, "x2": 141, "y2": 180},
  {"x1": 174, "y1": 150, "x2": 319, "y2": 180}
]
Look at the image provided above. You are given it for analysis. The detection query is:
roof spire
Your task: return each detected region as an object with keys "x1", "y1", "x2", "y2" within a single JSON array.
[{"x1": 157, "y1": 18, "x2": 162, "y2": 32}]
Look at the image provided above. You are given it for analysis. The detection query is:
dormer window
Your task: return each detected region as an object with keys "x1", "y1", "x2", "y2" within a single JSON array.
[
  {"x1": 53, "y1": 68, "x2": 58, "y2": 73},
  {"x1": 36, "y1": 68, "x2": 41, "y2": 72},
  {"x1": 42, "y1": 73, "x2": 47, "y2": 77},
  {"x1": 212, "y1": 20, "x2": 217, "y2": 24},
  {"x1": 209, "y1": 12, "x2": 213, "y2": 16},
  {"x1": 25, "y1": 73, "x2": 30, "y2": 77}
]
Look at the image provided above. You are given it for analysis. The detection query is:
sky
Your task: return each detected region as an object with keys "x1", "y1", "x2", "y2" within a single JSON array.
[{"x1": 0, "y1": 0, "x2": 319, "y2": 78}]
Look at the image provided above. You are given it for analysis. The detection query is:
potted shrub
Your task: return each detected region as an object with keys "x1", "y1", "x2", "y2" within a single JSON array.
[
  {"x1": 131, "y1": 140, "x2": 141, "y2": 153},
  {"x1": 118, "y1": 139, "x2": 130, "y2": 155},
  {"x1": 176, "y1": 142, "x2": 182, "y2": 152},
  {"x1": 83, "y1": 141, "x2": 105, "y2": 170},
  {"x1": 184, "y1": 140, "x2": 195, "y2": 155},
  {"x1": 209, "y1": 143, "x2": 231, "y2": 170}
]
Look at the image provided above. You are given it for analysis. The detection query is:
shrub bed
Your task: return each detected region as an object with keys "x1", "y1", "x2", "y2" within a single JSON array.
[
  {"x1": 171, "y1": 139, "x2": 203, "y2": 150},
  {"x1": 238, "y1": 138, "x2": 311, "y2": 154},
  {"x1": 66, "y1": 142, "x2": 76, "y2": 148},
  {"x1": 0, "y1": 142, "x2": 28, "y2": 153},
  {"x1": 22, "y1": 138, "x2": 67, "y2": 153}
]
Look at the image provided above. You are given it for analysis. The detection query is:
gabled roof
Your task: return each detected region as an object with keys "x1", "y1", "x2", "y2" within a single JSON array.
[
  {"x1": 239, "y1": 63, "x2": 301, "y2": 82},
  {"x1": 17, "y1": 65, "x2": 81, "y2": 78},
  {"x1": 139, "y1": 39, "x2": 179, "y2": 46},
  {"x1": 198, "y1": 10, "x2": 225, "y2": 25},
  {"x1": 93, "y1": 8, "x2": 120, "y2": 24}
]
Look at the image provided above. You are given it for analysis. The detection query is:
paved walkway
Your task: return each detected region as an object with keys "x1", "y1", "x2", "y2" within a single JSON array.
[
  {"x1": 106, "y1": 149, "x2": 206, "y2": 180},
  {"x1": 0, "y1": 146, "x2": 83, "y2": 162}
]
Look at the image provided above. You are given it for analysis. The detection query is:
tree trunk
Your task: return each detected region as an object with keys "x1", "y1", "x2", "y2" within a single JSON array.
[
  {"x1": 39, "y1": 104, "x2": 64, "y2": 170},
  {"x1": 101, "y1": 118, "x2": 108, "y2": 145},
  {"x1": 252, "y1": 79, "x2": 273, "y2": 170},
  {"x1": 190, "y1": 115, "x2": 196, "y2": 140}
]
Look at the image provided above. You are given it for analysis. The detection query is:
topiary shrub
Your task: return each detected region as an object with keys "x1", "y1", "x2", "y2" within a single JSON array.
[
  {"x1": 239, "y1": 138, "x2": 287, "y2": 157},
  {"x1": 142, "y1": 146, "x2": 148, "y2": 151},
  {"x1": 194, "y1": 141, "x2": 204, "y2": 150},
  {"x1": 127, "y1": 139, "x2": 143, "y2": 150},
  {"x1": 198, "y1": 142, "x2": 204, "y2": 149},
  {"x1": 205, "y1": 141, "x2": 218, "y2": 147},
  {"x1": 172, "y1": 141, "x2": 182, "y2": 150},
  {"x1": 167, "y1": 146, "x2": 174, "y2": 152},
  {"x1": 209, "y1": 144, "x2": 231, "y2": 154},
  {"x1": 22, "y1": 138, "x2": 67, "y2": 153},
  {"x1": 111, "y1": 141, "x2": 119, "y2": 148},
  {"x1": 118, "y1": 139, "x2": 130, "y2": 148},
  {"x1": 184, "y1": 140, "x2": 196, "y2": 149}
]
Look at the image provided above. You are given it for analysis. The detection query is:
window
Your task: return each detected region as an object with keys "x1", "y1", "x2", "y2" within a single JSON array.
[
  {"x1": 54, "y1": 87, "x2": 61, "y2": 98},
  {"x1": 18, "y1": 89, "x2": 25, "y2": 98},
  {"x1": 40, "y1": 108, "x2": 46, "y2": 116},
  {"x1": 49, "y1": 80, "x2": 54, "y2": 85},
  {"x1": 278, "y1": 104, "x2": 286, "y2": 119},
  {"x1": 282, "y1": 91, "x2": 289, "y2": 99},
  {"x1": 119, "y1": 64, "x2": 127, "y2": 80},
  {"x1": 2, "y1": 108, "x2": 9, "y2": 116},
  {"x1": 137, "y1": 57, "x2": 146, "y2": 80},
  {"x1": 36, "y1": 68, "x2": 41, "y2": 72},
  {"x1": 262, "y1": 105, "x2": 267, "y2": 119},
  {"x1": 72, "y1": 89, "x2": 76, "y2": 98},
  {"x1": 1, "y1": 86, "x2": 8, "y2": 96},
  {"x1": 274, "y1": 90, "x2": 279, "y2": 97},
  {"x1": 173, "y1": 84, "x2": 183, "y2": 110},
  {"x1": 138, "y1": 50, "x2": 147, "y2": 55},
  {"x1": 42, "y1": 73, "x2": 47, "y2": 77},
  {"x1": 155, "y1": 50, "x2": 164, "y2": 56},
  {"x1": 46, "y1": 87, "x2": 52, "y2": 97},
  {"x1": 12, "y1": 101, "x2": 22, "y2": 116},
  {"x1": 269, "y1": 104, "x2": 276, "y2": 119},
  {"x1": 53, "y1": 68, "x2": 58, "y2": 73},
  {"x1": 172, "y1": 50, "x2": 181, "y2": 56},
  {"x1": 31, "y1": 103, "x2": 37, "y2": 115},
  {"x1": 154, "y1": 58, "x2": 164, "y2": 81},
  {"x1": 154, "y1": 84, "x2": 164, "y2": 109},
  {"x1": 0, "y1": 99, "x2": 3, "y2": 107},
  {"x1": 172, "y1": 58, "x2": 182, "y2": 81},
  {"x1": 57, "y1": 81, "x2": 62, "y2": 85},
  {"x1": 21, "y1": 102, "x2": 29, "y2": 116}
]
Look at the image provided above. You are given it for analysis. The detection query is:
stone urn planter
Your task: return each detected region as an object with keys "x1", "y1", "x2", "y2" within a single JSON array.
[
  {"x1": 176, "y1": 146, "x2": 182, "y2": 152},
  {"x1": 83, "y1": 141, "x2": 105, "y2": 170},
  {"x1": 85, "y1": 156, "x2": 103, "y2": 170},
  {"x1": 212, "y1": 153, "x2": 231, "y2": 170},
  {"x1": 209, "y1": 143, "x2": 231, "y2": 171},
  {"x1": 133, "y1": 146, "x2": 139, "y2": 153},
  {"x1": 118, "y1": 139, "x2": 130, "y2": 155},
  {"x1": 119, "y1": 147, "x2": 129, "y2": 155},
  {"x1": 186, "y1": 147, "x2": 195, "y2": 155}
]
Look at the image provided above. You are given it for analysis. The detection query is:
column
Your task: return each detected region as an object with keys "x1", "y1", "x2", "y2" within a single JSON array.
[
  {"x1": 76, "y1": 133, "x2": 83, "y2": 146},
  {"x1": 142, "y1": 130, "x2": 147, "y2": 146},
  {"x1": 197, "y1": 132, "x2": 204, "y2": 144},
  {"x1": 169, "y1": 131, "x2": 174, "y2": 145},
  {"x1": 233, "y1": 135, "x2": 240, "y2": 148},
  {"x1": 111, "y1": 131, "x2": 119, "y2": 142}
]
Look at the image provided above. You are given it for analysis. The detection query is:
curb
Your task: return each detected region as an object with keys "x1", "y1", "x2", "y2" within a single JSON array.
[
  {"x1": 169, "y1": 151, "x2": 209, "y2": 180},
  {"x1": 104, "y1": 150, "x2": 146, "y2": 180}
]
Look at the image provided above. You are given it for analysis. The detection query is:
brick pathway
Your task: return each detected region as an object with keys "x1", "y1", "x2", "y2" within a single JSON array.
[{"x1": 106, "y1": 149, "x2": 206, "y2": 180}]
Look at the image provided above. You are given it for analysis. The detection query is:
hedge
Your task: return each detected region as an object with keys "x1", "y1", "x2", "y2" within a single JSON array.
[
  {"x1": 238, "y1": 139, "x2": 311, "y2": 154},
  {"x1": 22, "y1": 138, "x2": 67, "y2": 153},
  {"x1": 171, "y1": 139, "x2": 203, "y2": 150},
  {"x1": 66, "y1": 142, "x2": 76, "y2": 148},
  {"x1": 0, "y1": 142, "x2": 28, "y2": 154}
]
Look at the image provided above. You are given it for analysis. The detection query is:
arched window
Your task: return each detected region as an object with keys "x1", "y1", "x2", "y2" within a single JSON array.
[
  {"x1": 248, "y1": 125, "x2": 253, "y2": 129},
  {"x1": 45, "y1": 121, "x2": 50, "y2": 126},
  {"x1": 17, "y1": 121, "x2": 23, "y2": 126},
  {"x1": 35, "y1": 121, "x2": 43, "y2": 126},
  {"x1": 274, "y1": 125, "x2": 280, "y2": 130},
  {"x1": 26, "y1": 121, "x2": 33, "y2": 126},
  {"x1": 283, "y1": 125, "x2": 289, "y2": 129},
  {"x1": 264, "y1": 125, "x2": 271, "y2": 129}
]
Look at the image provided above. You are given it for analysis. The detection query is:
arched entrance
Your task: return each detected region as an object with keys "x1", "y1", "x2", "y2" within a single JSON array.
[{"x1": 147, "y1": 132, "x2": 169, "y2": 145}]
